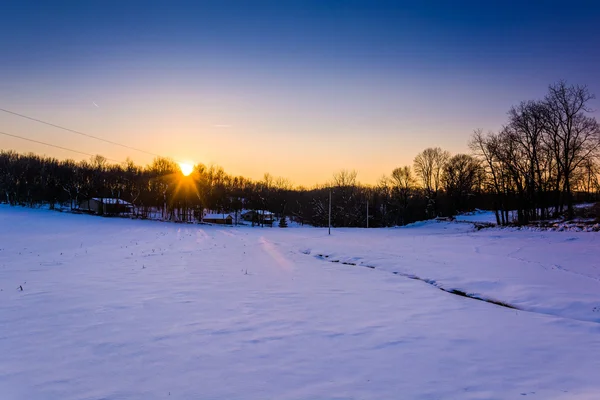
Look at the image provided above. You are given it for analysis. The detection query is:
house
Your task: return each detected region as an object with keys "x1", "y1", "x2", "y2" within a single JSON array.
[
  {"x1": 78, "y1": 198, "x2": 133, "y2": 215},
  {"x1": 203, "y1": 213, "x2": 233, "y2": 225},
  {"x1": 241, "y1": 210, "x2": 275, "y2": 226}
]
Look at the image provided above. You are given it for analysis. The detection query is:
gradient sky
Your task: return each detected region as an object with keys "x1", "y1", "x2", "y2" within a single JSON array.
[{"x1": 2, "y1": 0, "x2": 600, "y2": 186}]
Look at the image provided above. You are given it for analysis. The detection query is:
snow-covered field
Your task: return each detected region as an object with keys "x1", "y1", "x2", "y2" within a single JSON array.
[
  {"x1": 1, "y1": 206, "x2": 600, "y2": 400},
  {"x1": 455, "y1": 209, "x2": 501, "y2": 224}
]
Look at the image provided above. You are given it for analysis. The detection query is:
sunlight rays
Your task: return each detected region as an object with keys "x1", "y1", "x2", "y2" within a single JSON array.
[{"x1": 179, "y1": 162, "x2": 194, "y2": 176}]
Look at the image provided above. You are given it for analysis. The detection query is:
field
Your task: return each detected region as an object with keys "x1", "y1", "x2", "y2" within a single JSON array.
[{"x1": 1, "y1": 206, "x2": 600, "y2": 399}]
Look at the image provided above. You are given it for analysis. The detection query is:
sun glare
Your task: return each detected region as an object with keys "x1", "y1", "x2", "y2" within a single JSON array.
[{"x1": 179, "y1": 162, "x2": 194, "y2": 176}]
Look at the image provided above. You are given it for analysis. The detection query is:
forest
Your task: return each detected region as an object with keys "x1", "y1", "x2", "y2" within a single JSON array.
[{"x1": 1, "y1": 82, "x2": 599, "y2": 227}]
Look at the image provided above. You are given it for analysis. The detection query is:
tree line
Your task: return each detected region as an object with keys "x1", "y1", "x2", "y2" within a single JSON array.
[
  {"x1": 1, "y1": 81, "x2": 599, "y2": 226},
  {"x1": 470, "y1": 81, "x2": 600, "y2": 223}
]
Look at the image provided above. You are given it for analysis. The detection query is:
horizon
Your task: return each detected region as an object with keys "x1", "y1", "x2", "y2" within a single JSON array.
[
  {"x1": 3, "y1": 3, "x2": 600, "y2": 396},
  {"x1": 2, "y1": 0, "x2": 600, "y2": 186}
]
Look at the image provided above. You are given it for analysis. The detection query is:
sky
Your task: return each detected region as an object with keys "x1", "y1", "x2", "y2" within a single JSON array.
[{"x1": 1, "y1": 0, "x2": 600, "y2": 186}]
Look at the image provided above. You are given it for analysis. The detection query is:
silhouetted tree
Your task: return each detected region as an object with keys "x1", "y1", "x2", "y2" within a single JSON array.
[{"x1": 414, "y1": 147, "x2": 450, "y2": 217}]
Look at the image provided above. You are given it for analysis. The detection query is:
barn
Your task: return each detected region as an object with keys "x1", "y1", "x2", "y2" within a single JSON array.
[
  {"x1": 241, "y1": 210, "x2": 275, "y2": 226},
  {"x1": 78, "y1": 198, "x2": 133, "y2": 215},
  {"x1": 203, "y1": 213, "x2": 234, "y2": 225}
]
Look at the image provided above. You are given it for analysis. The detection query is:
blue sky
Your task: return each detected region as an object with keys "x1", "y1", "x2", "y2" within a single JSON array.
[{"x1": 2, "y1": 0, "x2": 600, "y2": 184}]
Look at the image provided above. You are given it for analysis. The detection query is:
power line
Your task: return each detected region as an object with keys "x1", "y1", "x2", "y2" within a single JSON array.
[
  {"x1": 0, "y1": 130, "x2": 121, "y2": 163},
  {"x1": 0, "y1": 107, "x2": 163, "y2": 158}
]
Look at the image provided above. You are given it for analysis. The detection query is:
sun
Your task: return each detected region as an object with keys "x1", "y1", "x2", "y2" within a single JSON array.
[{"x1": 179, "y1": 162, "x2": 194, "y2": 176}]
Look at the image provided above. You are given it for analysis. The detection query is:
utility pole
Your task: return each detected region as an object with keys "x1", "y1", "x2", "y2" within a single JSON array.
[
  {"x1": 328, "y1": 188, "x2": 332, "y2": 235},
  {"x1": 366, "y1": 200, "x2": 369, "y2": 228}
]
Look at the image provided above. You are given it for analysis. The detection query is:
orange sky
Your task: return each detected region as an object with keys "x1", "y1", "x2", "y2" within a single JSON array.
[
  {"x1": 3, "y1": 1, "x2": 600, "y2": 186},
  {"x1": 1, "y1": 74, "x2": 511, "y2": 187}
]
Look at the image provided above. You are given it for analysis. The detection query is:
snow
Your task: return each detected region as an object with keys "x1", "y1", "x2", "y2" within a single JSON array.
[
  {"x1": 1, "y1": 205, "x2": 600, "y2": 399},
  {"x1": 455, "y1": 203, "x2": 599, "y2": 225},
  {"x1": 90, "y1": 198, "x2": 133, "y2": 205},
  {"x1": 574, "y1": 202, "x2": 596, "y2": 209},
  {"x1": 241, "y1": 209, "x2": 274, "y2": 216},
  {"x1": 455, "y1": 209, "x2": 503, "y2": 224},
  {"x1": 296, "y1": 222, "x2": 600, "y2": 324},
  {"x1": 203, "y1": 213, "x2": 233, "y2": 220}
]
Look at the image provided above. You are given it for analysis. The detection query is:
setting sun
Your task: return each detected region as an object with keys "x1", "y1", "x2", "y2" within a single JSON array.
[{"x1": 179, "y1": 162, "x2": 194, "y2": 176}]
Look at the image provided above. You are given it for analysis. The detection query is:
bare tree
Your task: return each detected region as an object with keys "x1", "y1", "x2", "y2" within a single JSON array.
[
  {"x1": 274, "y1": 176, "x2": 293, "y2": 191},
  {"x1": 147, "y1": 157, "x2": 179, "y2": 220},
  {"x1": 543, "y1": 81, "x2": 600, "y2": 218},
  {"x1": 469, "y1": 130, "x2": 510, "y2": 225},
  {"x1": 376, "y1": 175, "x2": 392, "y2": 225},
  {"x1": 507, "y1": 100, "x2": 553, "y2": 220},
  {"x1": 263, "y1": 173, "x2": 274, "y2": 190},
  {"x1": 331, "y1": 169, "x2": 360, "y2": 226},
  {"x1": 413, "y1": 147, "x2": 449, "y2": 216},
  {"x1": 390, "y1": 166, "x2": 415, "y2": 225},
  {"x1": 573, "y1": 158, "x2": 600, "y2": 198},
  {"x1": 332, "y1": 169, "x2": 358, "y2": 187},
  {"x1": 442, "y1": 154, "x2": 481, "y2": 214}
]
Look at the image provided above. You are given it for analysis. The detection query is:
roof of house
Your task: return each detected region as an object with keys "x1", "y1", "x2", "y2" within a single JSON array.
[
  {"x1": 203, "y1": 213, "x2": 233, "y2": 220},
  {"x1": 90, "y1": 198, "x2": 133, "y2": 205},
  {"x1": 241, "y1": 209, "x2": 274, "y2": 216}
]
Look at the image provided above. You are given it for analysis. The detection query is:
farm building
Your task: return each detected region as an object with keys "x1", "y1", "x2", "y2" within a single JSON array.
[
  {"x1": 203, "y1": 213, "x2": 234, "y2": 225},
  {"x1": 241, "y1": 210, "x2": 275, "y2": 226},
  {"x1": 78, "y1": 198, "x2": 133, "y2": 215}
]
